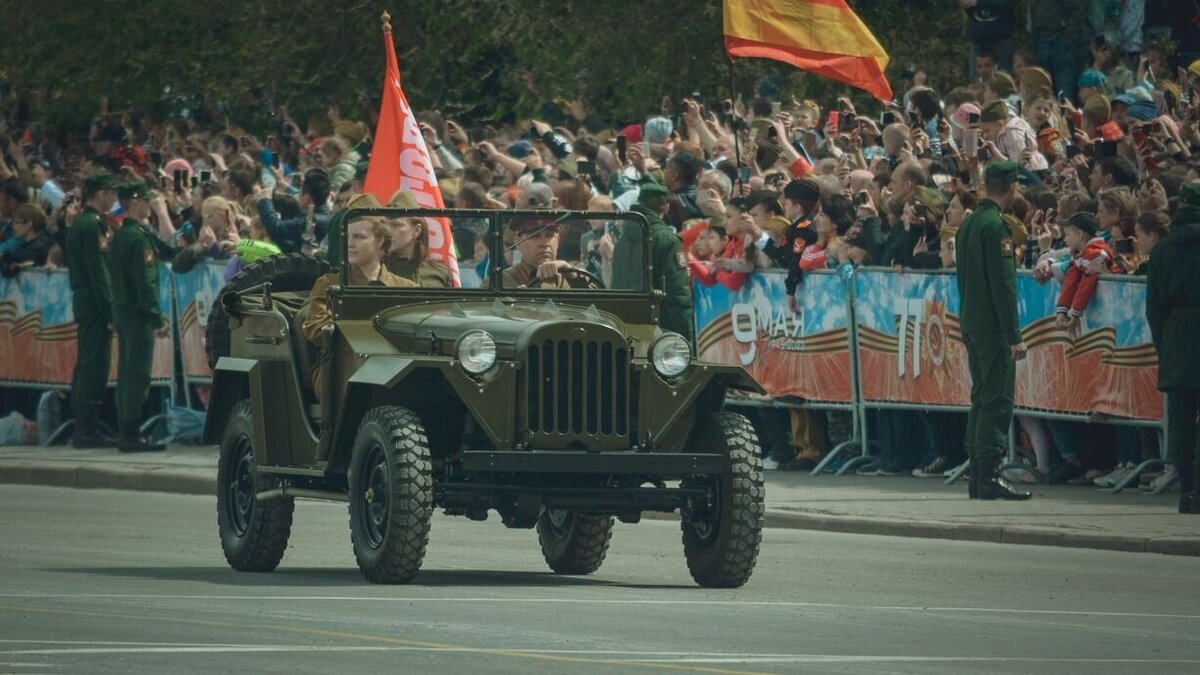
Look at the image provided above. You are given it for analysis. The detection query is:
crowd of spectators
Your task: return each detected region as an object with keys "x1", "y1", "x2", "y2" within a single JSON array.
[{"x1": 0, "y1": 2, "x2": 1196, "y2": 493}]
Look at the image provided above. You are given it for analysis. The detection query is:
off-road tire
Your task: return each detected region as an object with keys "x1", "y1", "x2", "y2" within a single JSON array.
[
  {"x1": 347, "y1": 406, "x2": 433, "y2": 584},
  {"x1": 216, "y1": 400, "x2": 294, "y2": 572},
  {"x1": 536, "y1": 510, "x2": 614, "y2": 574},
  {"x1": 205, "y1": 252, "x2": 331, "y2": 369},
  {"x1": 681, "y1": 412, "x2": 764, "y2": 588}
]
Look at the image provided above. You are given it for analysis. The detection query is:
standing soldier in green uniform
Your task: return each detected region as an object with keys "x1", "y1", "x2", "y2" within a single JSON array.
[
  {"x1": 954, "y1": 162, "x2": 1031, "y2": 500},
  {"x1": 1146, "y1": 183, "x2": 1200, "y2": 514},
  {"x1": 109, "y1": 182, "x2": 168, "y2": 452},
  {"x1": 612, "y1": 184, "x2": 694, "y2": 343},
  {"x1": 65, "y1": 172, "x2": 117, "y2": 448}
]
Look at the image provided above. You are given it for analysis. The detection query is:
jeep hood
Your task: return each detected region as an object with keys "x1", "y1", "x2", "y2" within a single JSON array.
[{"x1": 375, "y1": 299, "x2": 629, "y2": 348}]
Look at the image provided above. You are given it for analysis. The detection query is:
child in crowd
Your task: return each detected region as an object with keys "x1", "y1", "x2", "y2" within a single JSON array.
[{"x1": 1055, "y1": 212, "x2": 1121, "y2": 338}]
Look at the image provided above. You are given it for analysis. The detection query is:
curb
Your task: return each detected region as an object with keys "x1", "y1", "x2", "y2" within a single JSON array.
[{"x1": 3, "y1": 462, "x2": 1197, "y2": 557}]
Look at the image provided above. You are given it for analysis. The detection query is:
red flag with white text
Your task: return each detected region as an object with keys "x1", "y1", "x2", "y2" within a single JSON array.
[{"x1": 363, "y1": 18, "x2": 460, "y2": 286}]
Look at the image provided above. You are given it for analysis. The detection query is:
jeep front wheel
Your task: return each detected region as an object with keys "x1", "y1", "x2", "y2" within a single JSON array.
[
  {"x1": 347, "y1": 406, "x2": 433, "y2": 584},
  {"x1": 536, "y1": 509, "x2": 614, "y2": 574},
  {"x1": 216, "y1": 399, "x2": 294, "y2": 572},
  {"x1": 680, "y1": 412, "x2": 765, "y2": 588}
]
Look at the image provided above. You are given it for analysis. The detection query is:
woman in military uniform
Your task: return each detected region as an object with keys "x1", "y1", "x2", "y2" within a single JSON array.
[
  {"x1": 383, "y1": 190, "x2": 452, "y2": 288},
  {"x1": 303, "y1": 214, "x2": 415, "y2": 398}
]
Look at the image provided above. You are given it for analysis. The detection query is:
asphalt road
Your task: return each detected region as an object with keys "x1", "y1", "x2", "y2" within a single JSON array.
[{"x1": 1, "y1": 486, "x2": 1199, "y2": 675}]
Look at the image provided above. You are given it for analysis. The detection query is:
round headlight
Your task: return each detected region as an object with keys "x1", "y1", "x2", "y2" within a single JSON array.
[
  {"x1": 651, "y1": 333, "x2": 691, "y2": 378},
  {"x1": 457, "y1": 330, "x2": 497, "y2": 375}
]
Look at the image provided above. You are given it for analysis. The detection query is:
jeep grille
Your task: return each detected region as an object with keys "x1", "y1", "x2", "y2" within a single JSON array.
[{"x1": 526, "y1": 339, "x2": 632, "y2": 440}]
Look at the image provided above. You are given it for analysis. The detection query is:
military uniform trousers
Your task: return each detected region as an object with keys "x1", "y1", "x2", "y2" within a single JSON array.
[
  {"x1": 963, "y1": 332, "x2": 1015, "y2": 463},
  {"x1": 1167, "y1": 389, "x2": 1200, "y2": 466},
  {"x1": 71, "y1": 309, "x2": 112, "y2": 434},
  {"x1": 114, "y1": 312, "x2": 155, "y2": 434}
]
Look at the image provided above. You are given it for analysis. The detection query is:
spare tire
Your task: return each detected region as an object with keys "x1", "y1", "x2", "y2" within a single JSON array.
[{"x1": 205, "y1": 253, "x2": 332, "y2": 369}]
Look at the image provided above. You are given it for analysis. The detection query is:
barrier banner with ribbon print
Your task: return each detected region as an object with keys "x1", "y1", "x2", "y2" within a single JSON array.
[
  {"x1": 693, "y1": 270, "x2": 853, "y2": 402},
  {"x1": 852, "y1": 269, "x2": 1161, "y2": 421},
  {"x1": 171, "y1": 261, "x2": 228, "y2": 381},
  {"x1": 0, "y1": 267, "x2": 174, "y2": 386}
]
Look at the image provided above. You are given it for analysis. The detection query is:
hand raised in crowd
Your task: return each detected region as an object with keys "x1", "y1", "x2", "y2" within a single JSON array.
[
  {"x1": 625, "y1": 142, "x2": 648, "y2": 174},
  {"x1": 418, "y1": 122, "x2": 440, "y2": 148},
  {"x1": 682, "y1": 99, "x2": 702, "y2": 124},
  {"x1": 531, "y1": 120, "x2": 552, "y2": 138},
  {"x1": 1011, "y1": 341, "x2": 1028, "y2": 360},
  {"x1": 1031, "y1": 208, "x2": 1056, "y2": 251},
  {"x1": 476, "y1": 141, "x2": 499, "y2": 159},
  {"x1": 836, "y1": 97, "x2": 857, "y2": 117},
  {"x1": 525, "y1": 148, "x2": 545, "y2": 171},
  {"x1": 197, "y1": 225, "x2": 217, "y2": 250},
  {"x1": 699, "y1": 187, "x2": 724, "y2": 218},
  {"x1": 739, "y1": 213, "x2": 762, "y2": 240},
  {"x1": 597, "y1": 233, "x2": 614, "y2": 261},
  {"x1": 855, "y1": 190, "x2": 877, "y2": 219},
  {"x1": 1140, "y1": 179, "x2": 1169, "y2": 212},
  {"x1": 445, "y1": 120, "x2": 468, "y2": 145},
  {"x1": 1032, "y1": 257, "x2": 1054, "y2": 283},
  {"x1": 981, "y1": 139, "x2": 1005, "y2": 161},
  {"x1": 897, "y1": 141, "x2": 917, "y2": 165},
  {"x1": 911, "y1": 128, "x2": 929, "y2": 156}
]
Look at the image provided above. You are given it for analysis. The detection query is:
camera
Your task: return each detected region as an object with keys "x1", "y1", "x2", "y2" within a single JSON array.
[
  {"x1": 576, "y1": 160, "x2": 596, "y2": 177},
  {"x1": 615, "y1": 135, "x2": 627, "y2": 163},
  {"x1": 967, "y1": 112, "x2": 981, "y2": 126}
]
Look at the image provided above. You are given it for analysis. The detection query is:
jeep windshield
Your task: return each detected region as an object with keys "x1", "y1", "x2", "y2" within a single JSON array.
[{"x1": 339, "y1": 208, "x2": 650, "y2": 293}]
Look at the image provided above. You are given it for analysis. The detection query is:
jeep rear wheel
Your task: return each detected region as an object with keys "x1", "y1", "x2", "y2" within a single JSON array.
[
  {"x1": 536, "y1": 509, "x2": 613, "y2": 574},
  {"x1": 680, "y1": 412, "x2": 764, "y2": 588},
  {"x1": 216, "y1": 400, "x2": 293, "y2": 572},
  {"x1": 347, "y1": 406, "x2": 433, "y2": 584}
]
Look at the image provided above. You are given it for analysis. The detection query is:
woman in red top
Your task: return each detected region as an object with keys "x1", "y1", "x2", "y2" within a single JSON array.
[{"x1": 800, "y1": 193, "x2": 855, "y2": 272}]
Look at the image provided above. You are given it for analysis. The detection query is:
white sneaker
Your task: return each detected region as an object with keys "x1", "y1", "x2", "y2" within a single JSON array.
[
  {"x1": 1141, "y1": 467, "x2": 1178, "y2": 492},
  {"x1": 1094, "y1": 463, "x2": 1133, "y2": 488},
  {"x1": 762, "y1": 457, "x2": 782, "y2": 470}
]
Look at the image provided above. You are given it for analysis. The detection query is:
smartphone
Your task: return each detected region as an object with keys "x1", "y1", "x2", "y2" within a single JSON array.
[
  {"x1": 1114, "y1": 239, "x2": 1134, "y2": 254},
  {"x1": 576, "y1": 160, "x2": 596, "y2": 177},
  {"x1": 528, "y1": 124, "x2": 539, "y2": 140},
  {"x1": 914, "y1": 203, "x2": 928, "y2": 218},
  {"x1": 199, "y1": 169, "x2": 213, "y2": 183},
  {"x1": 1071, "y1": 110, "x2": 1083, "y2": 129},
  {"x1": 908, "y1": 111, "x2": 921, "y2": 129},
  {"x1": 1065, "y1": 144, "x2": 1081, "y2": 160},
  {"x1": 720, "y1": 99, "x2": 733, "y2": 114},
  {"x1": 1096, "y1": 140, "x2": 1118, "y2": 159},
  {"x1": 616, "y1": 135, "x2": 627, "y2": 163},
  {"x1": 1015, "y1": 100, "x2": 1023, "y2": 116},
  {"x1": 828, "y1": 110, "x2": 840, "y2": 132},
  {"x1": 290, "y1": 173, "x2": 302, "y2": 189},
  {"x1": 963, "y1": 128, "x2": 979, "y2": 158},
  {"x1": 967, "y1": 112, "x2": 981, "y2": 126},
  {"x1": 881, "y1": 111, "x2": 898, "y2": 126},
  {"x1": 840, "y1": 112, "x2": 857, "y2": 132},
  {"x1": 977, "y1": 146, "x2": 991, "y2": 163},
  {"x1": 172, "y1": 169, "x2": 184, "y2": 193},
  {"x1": 738, "y1": 166, "x2": 751, "y2": 184},
  {"x1": 271, "y1": 153, "x2": 281, "y2": 169},
  {"x1": 853, "y1": 191, "x2": 868, "y2": 208},
  {"x1": 189, "y1": 175, "x2": 198, "y2": 189}
]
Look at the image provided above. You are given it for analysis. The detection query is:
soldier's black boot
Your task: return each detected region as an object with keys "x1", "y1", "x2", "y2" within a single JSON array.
[
  {"x1": 117, "y1": 425, "x2": 166, "y2": 453},
  {"x1": 975, "y1": 458, "x2": 1032, "y2": 501},
  {"x1": 967, "y1": 459, "x2": 979, "y2": 499},
  {"x1": 1179, "y1": 455, "x2": 1200, "y2": 514},
  {"x1": 72, "y1": 423, "x2": 117, "y2": 449}
]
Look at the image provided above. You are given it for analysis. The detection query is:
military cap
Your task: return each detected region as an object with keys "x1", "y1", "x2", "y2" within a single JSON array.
[
  {"x1": 987, "y1": 72, "x2": 1016, "y2": 98},
  {"x1": 1062, "y1": 212, "x2": 1099, "y2": 238},
  {"x1": 637, "y1": 183, "x2": 669, "y2": 204},
  {"x1": 83, "y1": 172, "x2": 117, "y2": 193},
  {"x1": 984, "y1": 161, "x2": 1020, "y2": 186},
  {"x1": 116, "y1": 181, "x2": 151, "y2": 201},
  {"x1": 509, "y1": 216, "x2": 560, "y2": 235},
  {"x1": 912, "y1": 186, "x2": 947, "y2": 220},
  {"x1": 1181, "y1": 182, "x2": 1200, "y2": 209},
  {"x1": 1019, "y1": 66, "x2": 1053, "y2": 93},
  {"x1": 978, "y1": 99, "x2": 1010, "y2": 123},
  {"x1": 1083, "y1": 94, "x2": 1112, "y2": 122},
  {"x1": 388, "y1": 190, "x2": 420, "y2": 209},
  {"x1": 345, "y1": 193, "x2": 381, "y2": 210}
]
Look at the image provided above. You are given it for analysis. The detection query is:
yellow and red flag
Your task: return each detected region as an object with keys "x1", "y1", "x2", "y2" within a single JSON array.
[
  {"x1": 723, "y1": 0, "x2": 893, "y2": 102},
  {"x1": 364, "y1": 12, "x2": 460, "y2": 286}
]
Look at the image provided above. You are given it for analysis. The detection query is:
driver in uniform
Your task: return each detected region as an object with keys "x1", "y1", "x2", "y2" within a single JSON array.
[{"x1": 496, "y1": 217, "x2": 575, "y2": 289}]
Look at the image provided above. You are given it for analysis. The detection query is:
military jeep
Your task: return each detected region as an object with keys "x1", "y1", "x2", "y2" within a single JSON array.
[{"x1": 202, "y1": 208, "x2": 766, "y2": 587}]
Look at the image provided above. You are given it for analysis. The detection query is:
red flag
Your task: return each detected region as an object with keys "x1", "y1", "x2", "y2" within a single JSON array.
[{"x1": 364, "y1": 13, "x2": 460, "y2": 286}]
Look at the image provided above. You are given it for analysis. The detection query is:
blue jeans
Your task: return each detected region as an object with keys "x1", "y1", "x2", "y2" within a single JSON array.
[{"x1": 1036, "y1": 35, "x2": 1080, "y2": 101}]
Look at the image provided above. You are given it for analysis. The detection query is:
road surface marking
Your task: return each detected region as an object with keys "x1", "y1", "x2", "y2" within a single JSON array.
[
  {"x1": 0, "y1": 604, "x2": 764, "y2": 675},
  {"x1": 3, "y1": 594, "x2": 1199, "y2": 621}
]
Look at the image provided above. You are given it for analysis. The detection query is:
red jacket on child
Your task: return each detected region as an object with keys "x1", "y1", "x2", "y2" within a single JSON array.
[
  {"x1": 1055, "y1": 237, "x2": 1121, "y2": 317},
  {"x1": 690, "y1": 236, "x2": 751, "y2": 290}
]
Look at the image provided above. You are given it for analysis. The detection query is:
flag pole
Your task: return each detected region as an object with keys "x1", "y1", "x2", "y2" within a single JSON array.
[{"x1": 727, "y1": 58, "x2": 744, "y2": 195}]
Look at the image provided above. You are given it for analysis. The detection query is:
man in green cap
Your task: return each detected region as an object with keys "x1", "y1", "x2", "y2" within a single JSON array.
[
  {"x1": 65, "y1": 172, "x2": 118, "y2": 448},
  {"x1": 1147, "y1": 182, "x2": 1200, "y2": 514},
  {"x1": 955, "y1": 161, "x2": 1031, "y2": 500},
  {"x1": 612, "y1": 183, "x2": 693, "y2": 342},
  {"x1": 497, "y1": 217, "x2": 573, "y2": 289},
  {"x1": 110, "y1": 181, "x2": 169, "y2": 452}
]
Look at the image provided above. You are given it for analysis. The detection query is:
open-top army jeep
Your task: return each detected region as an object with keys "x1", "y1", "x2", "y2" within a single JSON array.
[{"x1": 202, "y1": 208, "x2": 766, "y2": 587}]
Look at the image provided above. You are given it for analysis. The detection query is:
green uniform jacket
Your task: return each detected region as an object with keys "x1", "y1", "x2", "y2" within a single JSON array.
[
  {"x1": 110, "y1": 218, "x2": 166, "y2": 328},
  {"x1": 1146, "y1": 206, "x2": 1200, "y2": 392},
  {"x1": 955, "y1": 200, "x2": 1020, "y2": 344},
  {"x1": 64, "y1": 206, "x2": 113, "y2": 322},
  {"x1": 613, "y1": 205, "x2": 693, "y2": 341},
  {"x1": 386, "y1": 255, "x2": 453, "y2": 288}
]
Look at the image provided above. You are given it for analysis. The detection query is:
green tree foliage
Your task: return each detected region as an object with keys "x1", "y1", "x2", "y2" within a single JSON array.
[{"x1": 0, "y1": 0, "x2": 971, "y2": 135}]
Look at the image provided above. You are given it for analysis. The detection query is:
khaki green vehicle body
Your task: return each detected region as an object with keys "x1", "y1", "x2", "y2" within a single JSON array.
[{"x1": 203, "y1": 208, "x2": 766, "y2": 585}]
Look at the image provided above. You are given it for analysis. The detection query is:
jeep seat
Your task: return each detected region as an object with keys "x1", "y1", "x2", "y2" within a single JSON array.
[{"x1": 292, "y1": 303, "x2": 321, "y2": 406}]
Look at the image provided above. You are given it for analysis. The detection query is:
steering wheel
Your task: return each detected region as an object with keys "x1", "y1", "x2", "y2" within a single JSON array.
[{"x1": 526, "y1": 266, "x2": 605, "y2": 290}]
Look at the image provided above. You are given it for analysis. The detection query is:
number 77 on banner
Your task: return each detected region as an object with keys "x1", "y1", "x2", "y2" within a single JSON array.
[{"x1": 894, "y1": 298, "x2": 924, "y2": 379}]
